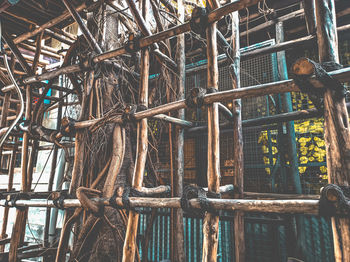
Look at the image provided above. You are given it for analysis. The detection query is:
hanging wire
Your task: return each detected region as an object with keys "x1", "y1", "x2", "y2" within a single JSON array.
[{"x1": 0, "y1": 19, "x2": 25, "y2": 149}]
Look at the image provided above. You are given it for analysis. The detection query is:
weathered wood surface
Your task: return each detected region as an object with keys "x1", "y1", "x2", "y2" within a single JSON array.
[
  {"x1": 55, "y1": 132, "x2": 85, "y2": 262},
  {"x1": 240, "y1": 9, "x2": 304, "y2": 37},
  {"x1": 62, "y1": 0, "x2": 103, "y2": 54},
  {"x1": 68, "y1": 65, "x2": 350, "y2": 130},
  {"x1": 0, "y1": 198, "x2": 320, "y2": 215},
  {"x1": 3, "y1": 24, "x2": 350, "y2": 92},
  {"x1": 93, "y1": 0, "x2": 262, "y2": 63},
  {"x1": 8, "y1": 86, "x2": 31, "y2": 262},
  {"x1": 315, "y1": 0, "x2": 350, "y2": 261},
  {"x1": 173, "y1": 0, "x2": 186, "y2": 260},
  {"x1": 303, "y1": 0, "x2": 316, "y2": 34},
  {"x1": 202, "y1": 14, "x2": 221, "y2": 262},
  {"x1": 122, "y1": 1, "x2": 150, "y2": 260},
  {"x1": 230, "y1": 11, "x2": 245, "y2": 262}
]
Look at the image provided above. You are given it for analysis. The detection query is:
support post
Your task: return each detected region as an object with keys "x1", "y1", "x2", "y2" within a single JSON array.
[
  {"x1": 202, "y1": 9, "x2": 221, "y2": 262},
  {"x1": 231, "y1": 11, "x2": 245, "y2": 262},
  {"x1": 122, "y1": 1, "x2": 150, "y2": 261},
  {"x1": 303, "y1": 0, "x2": 317, "y2": 34},
  {"x1": 8, "y1": 85, "x2": 31, "y2": 262},
  {"x1": 315, "y1": 0, "x2": 350, "y2": 261},
  {"x1": 275, "y1": 21, "x2": 306, "y2": 259},
  {"x1": 6, "y1": 31, "x2": 34, "y2": 261},
  {"x1": 0, "y1": 141, "x2": 16, "y2": 252},
  {"x1": 173, "y1": 0, "x2": 185, "y2": 260}
]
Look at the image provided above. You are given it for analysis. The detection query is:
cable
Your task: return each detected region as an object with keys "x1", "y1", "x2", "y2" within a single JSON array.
[{"x1": 0, "y1": 19, "x2": 25, "y2": 149}]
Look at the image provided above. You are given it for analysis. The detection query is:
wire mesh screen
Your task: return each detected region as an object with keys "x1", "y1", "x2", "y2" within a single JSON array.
[{"x1": 144, "y1": 40, "x2": 337, "y2": 262}]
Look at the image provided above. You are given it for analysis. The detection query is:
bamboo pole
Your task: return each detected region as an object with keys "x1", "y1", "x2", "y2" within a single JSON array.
[
  {"x1": 202, "y1": 8, "x2": 221, "y2": 261},
  {"x1": 173, "y1": 0, "x2": 185, "y2": 259},
  {"x1": 315, "y1": 1, "x2": 350, "y2": 261},
  {"x1": 122, "y1": 0, "x2": 150, "y2": 260},
  {"x1": 230, "y1": 11, "x2": 245, "y2": 262}
]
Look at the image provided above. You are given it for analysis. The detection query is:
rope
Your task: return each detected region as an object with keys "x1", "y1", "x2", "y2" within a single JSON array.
[
  {"x1": 319, "y1": 184, "x2": 350, "y2": 217},
  {"x1": 181, "y1": 184, "x2": 221, "y2": 216}
]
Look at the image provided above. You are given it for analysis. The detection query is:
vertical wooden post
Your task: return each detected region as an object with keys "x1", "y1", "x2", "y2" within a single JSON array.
[
  {"x1": 8, "y1": 85, "x2": 31, "y2": 262},
  {"x1": 55, "y1": 132, "x2": 84, "y2": 261},
  {"x1": 315, "y1": 0, "x2": 350, "y2": 261},
  {"x1": 44, "y1": 89, "x2": 63, "y2": 255},
  {"x1": 173, "y1": 0, "x2": 185, "y2": 260},
  {"x1": 276, "y1": 21, "x2": 306, "y2": 259},
  {"x1": 0, "y1": 89, "x2": 11, "y2": 245},
  {"x1": 231, "y1": 11, "x2": 245, "y2": 262},
  {"x1": 0, "y1": 139, "x2": 17, "y2": 252},
  {"x1": 302, "y1": 0, "x2": 316, "y2": 35},
  {"x1": 202, "y1": 8, "x2": 221, "y2": 262},
  {"x1": 122, "y1": 1, "x2": 149, "y2": 261},
  {"x1": 6, "y1": 32, "x2": 35, "y2": 259},
  {"x1": 275, "y1": 22, "x2": 302, "y2": 194}
]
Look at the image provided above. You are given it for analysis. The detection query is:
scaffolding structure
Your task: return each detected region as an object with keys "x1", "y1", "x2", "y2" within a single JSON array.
[{"x1": 0, "y1": 0, "x2": 349, "y2": 261}]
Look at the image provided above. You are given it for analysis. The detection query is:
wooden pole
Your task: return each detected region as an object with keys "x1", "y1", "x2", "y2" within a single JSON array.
[
  {"x1": 61, "y1": 0, "x2": 103, "y2": 54},
  {"x1": 8, "y1": 85, "x2": 31, "y2": 262},
  {"x1": 202, "y1": 7, "x2": 221, "y2": 262},
  {"x1": 230, "y1": 11, "x2": 245, "y2": 262},
  {"x1": 6, "y1": 31, "x2": 34, "y2": 261},
  {"x1": 9, "y1": 2, "x2": 94, "y2": 46},
  {"x1": 315, "y1": 0, "x2": 350, "y2": 261},
  {"x1": 43, "y1": 90, "x2": 63, "y2": 254},
  {"x1": 173, "y1": 0, "x2": 185, "y2": 260},
  {"x1": 303, "y1": 0, "x2": 317, "y2": 34},
  {"x1": 3, "y1": 23, "x2": 350, "y2": 92},
  {"x1": 55, "y1": 132, "x2": 85, "y2": 262},
  {"x1": 64, "y1": 65, "x2": 350, "y2": 131},
  {"x1": 0, "y1": 92, "x2": 15, "y2": 252},
  {"x1": 276, "y1": 21, "x2": 306, "y2": 259},
  {"x1": 0, "y1": 142, "x2": 17, "y2": 252},
  {"x1": 0, "y1": 198, "x2": 321, "y2": 215},
  {"x1": 122, "y1": 0, "x2": 150, "y2": 260}
]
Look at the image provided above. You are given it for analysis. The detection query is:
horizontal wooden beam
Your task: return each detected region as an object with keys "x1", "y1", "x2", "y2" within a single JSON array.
[
  {"x1": 0, "y1": 197, "x2": 320, "y2": 215},
  {"x1": 71, "y1": 66, "x2": 350, "y2": 129}
]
